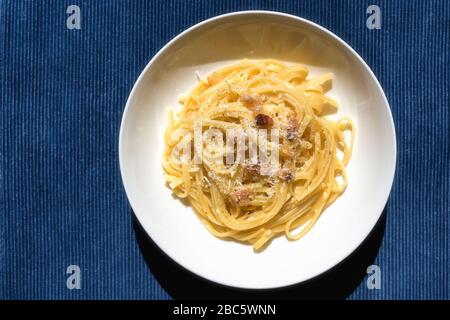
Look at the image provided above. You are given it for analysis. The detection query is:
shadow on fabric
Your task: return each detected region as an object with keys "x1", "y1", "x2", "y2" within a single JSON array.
[{"x1": 132, "y1": 207, "x2": 387, "y2": 299}]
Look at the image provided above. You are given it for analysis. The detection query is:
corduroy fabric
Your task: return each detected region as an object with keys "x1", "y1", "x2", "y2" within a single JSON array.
[{"x1": 0, "y1": 0, "x2": 448, "y2": 299}]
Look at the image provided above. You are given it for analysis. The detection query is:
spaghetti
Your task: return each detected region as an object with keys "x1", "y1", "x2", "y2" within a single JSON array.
[{"x1": 162, "y1": 59, "x2": 355, "y2": 251}]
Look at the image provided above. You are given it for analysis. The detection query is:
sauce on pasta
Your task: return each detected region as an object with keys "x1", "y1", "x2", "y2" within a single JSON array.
[{"x1": 162, "y1": 59, "x2": 355, "y2": 251}]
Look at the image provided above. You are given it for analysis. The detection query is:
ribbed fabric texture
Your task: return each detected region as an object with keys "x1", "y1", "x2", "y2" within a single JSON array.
[{"x1": 0, "y1": 0, "x2": 448, "y2": 299}]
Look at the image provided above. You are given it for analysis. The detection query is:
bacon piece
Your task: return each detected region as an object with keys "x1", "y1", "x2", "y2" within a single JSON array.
[
  {"x1": 286, "y1": 117, "x2": 299, "y2": 141},
  {"x1": 279, "y1": 169, "x2": 294, "y2": 181},
  {"x1": 255, "y1": 114, "x2": 274, "y2": 127},
  {"x1": 235, "y1": 188, "x2": 251, "y2": 205},
  {"x1": 242, "y1": 163, "x2": 261, "y2": 182},
  {"x1": 244, "y1": 164, "x2": 261, "y2": 174}
]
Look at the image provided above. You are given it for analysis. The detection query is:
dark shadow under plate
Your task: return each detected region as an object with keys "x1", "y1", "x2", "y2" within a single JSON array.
[{"x1": 132, "y1": 206, "x2": 387, "y2": 300}]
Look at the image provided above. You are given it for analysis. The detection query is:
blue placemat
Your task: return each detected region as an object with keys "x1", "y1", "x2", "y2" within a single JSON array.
[{"x1": 0, "y1": 0, "x2": 448, "y2": 300}]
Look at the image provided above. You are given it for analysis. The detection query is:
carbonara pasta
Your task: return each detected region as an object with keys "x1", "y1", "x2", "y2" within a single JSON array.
[{"x1": 162, "y1": 59, "x2": 355, "y2": 251}]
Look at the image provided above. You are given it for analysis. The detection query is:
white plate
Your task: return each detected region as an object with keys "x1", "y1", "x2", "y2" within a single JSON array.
[{"x1": 119, "y1": 11, "x2": 396, "y2": 289}]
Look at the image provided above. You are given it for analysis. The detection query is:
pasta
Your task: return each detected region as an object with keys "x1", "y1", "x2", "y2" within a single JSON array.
[{"x1": 162, "y1": 59, "x2": 355, "y2": 251}]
